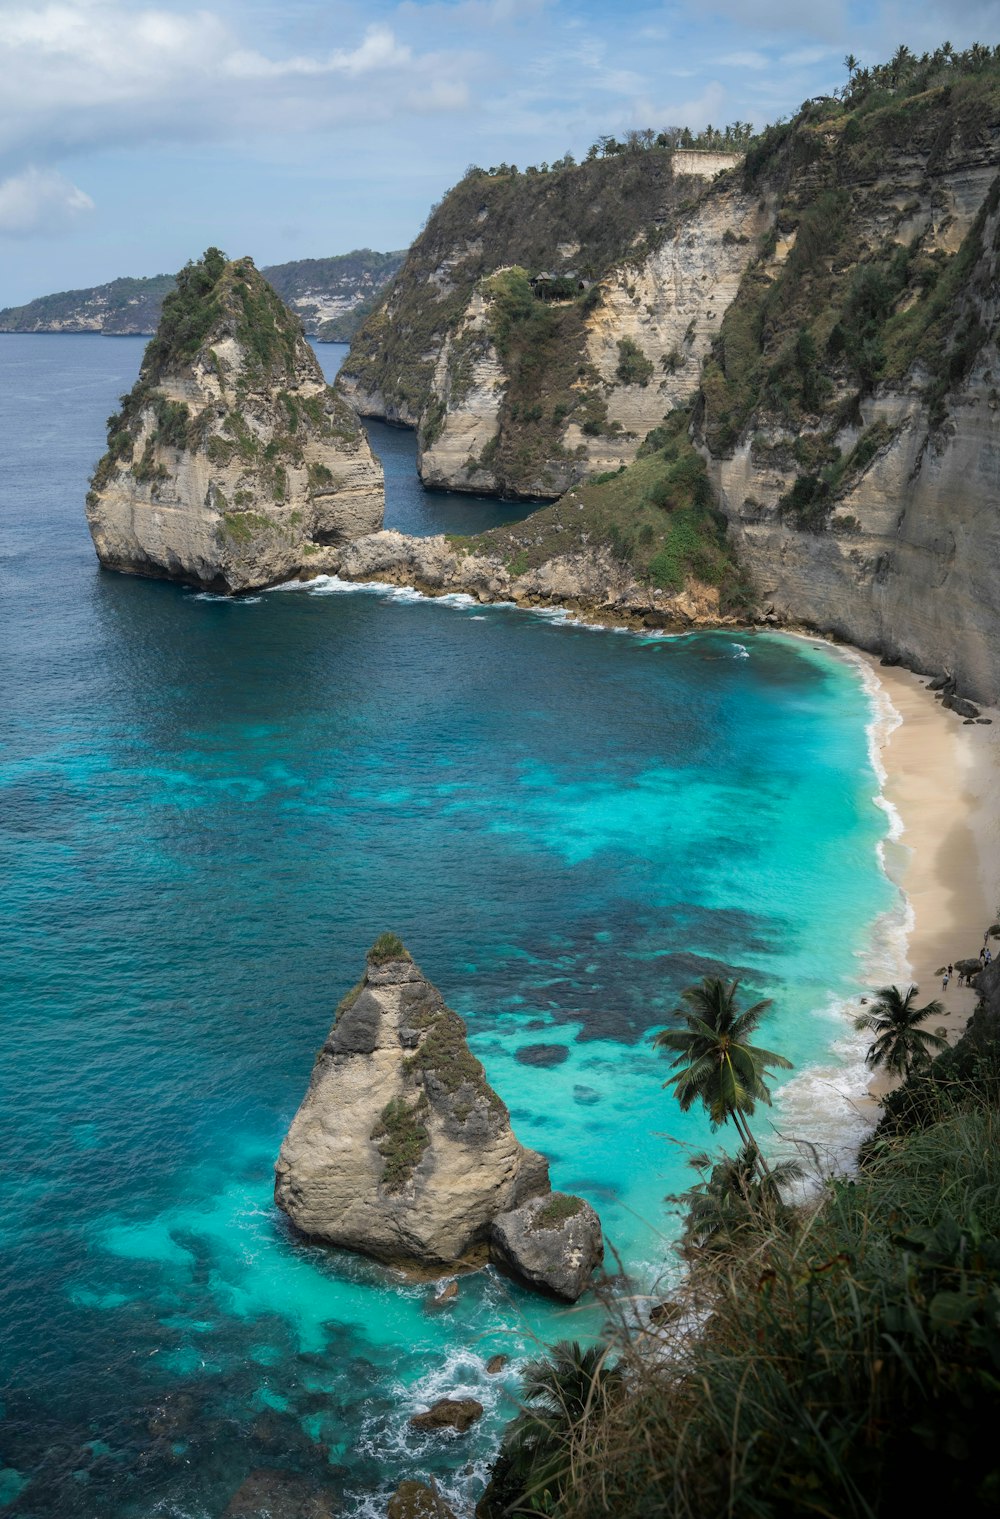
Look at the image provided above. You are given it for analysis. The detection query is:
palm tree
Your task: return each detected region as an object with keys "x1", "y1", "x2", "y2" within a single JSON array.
[
  {"x1": 844, "y1": 52, "x2": 859, "y2": 77},
  {"x1": 671, "y1": 1142, "x2": 805, "y2": 1254},
  {"x1": 485, "y1": 1342, "x2": 622, "y2": 1516},
  {"x1": 855, "y1": 984, "x2": 946, "y2": 1078},
  {"x1": 652, "y1": 978, "x2": 792, "y2": 1176}
]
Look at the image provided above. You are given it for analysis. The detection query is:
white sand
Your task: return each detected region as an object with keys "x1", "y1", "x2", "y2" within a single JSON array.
[{"x1": 859, "y1": 657, "x2": 1000, "y2": 1100}]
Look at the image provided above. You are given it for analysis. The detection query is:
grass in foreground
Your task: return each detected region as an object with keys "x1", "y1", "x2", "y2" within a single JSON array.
[{"x1": 479, "y1": 1039, "x2": 1000, "y2": 1518}]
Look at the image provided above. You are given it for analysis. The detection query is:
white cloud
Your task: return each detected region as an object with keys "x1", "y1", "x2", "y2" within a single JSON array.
[
  {"x1": 0, "y1": 165, "x2": 94, "y2": 236},
  {"x1": 719, "y1": 51, "x2": 771, "y2": 70},
  {"x1": 408, "y1": 78, "x2": 472, "y2": 112},
  {"x1": 0, "y1": 3, "x2": 472, "y2": 163},
  {"x1": 225, "y1": 25, "x2": 413, "y2": 80}
]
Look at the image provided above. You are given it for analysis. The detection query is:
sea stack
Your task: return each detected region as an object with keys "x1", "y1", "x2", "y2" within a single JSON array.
[
  {"x1": 86, "y1": 247, "x2": 383, "y2": 592},
  {"x1": 274, "y1": 937, "x2": 603, "y2": 1299}
]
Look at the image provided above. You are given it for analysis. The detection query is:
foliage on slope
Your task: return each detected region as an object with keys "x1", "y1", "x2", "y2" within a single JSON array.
[
  {"x1": 0, "y1": 249, "x2": 402, "y2": 340},
  {"x1": 479, "y1": 1002, "x2": 1000, "y2": 1518},
  {"x1": 458, "y1": 406, "x2": 750, "y2": 609},
  {"x1": 342, "y1": 150, "x2": 710, "y2": 423},
  {"x1": 89, "y1": 249, "x2": 361, "y2": 503},
  {"x1": 0, "y1": 272, "x2": 176, "y2": 334},
  {"x1": 699, "y1": 59, "x2": 1000, "y2": 535},
  {"x1": 261, "y1": 249, "x2": 406, "y2": 341}
]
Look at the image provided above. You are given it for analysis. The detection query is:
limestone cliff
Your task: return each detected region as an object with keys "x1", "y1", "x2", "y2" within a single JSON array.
[
  {"x1": 343, "y1": 58, "x2": 1000, "y2": 702},
  {"x1": 700, "y1": 81, "x2": 1000, "y2": 705},
  {"x1": 339, "y1": 151, "x2": 763, "y2": 498},
  {"x1": 274, "y1": 937, "x2": 603, "y2": 1296},
  {"x1": 86, "y1": 248, "x2": 383, "y2": 592}
]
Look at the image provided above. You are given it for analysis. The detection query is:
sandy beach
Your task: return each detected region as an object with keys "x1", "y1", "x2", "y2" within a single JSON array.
[{"x1": 860, "y1": 656, "x2": 1000, "y2": 1101}]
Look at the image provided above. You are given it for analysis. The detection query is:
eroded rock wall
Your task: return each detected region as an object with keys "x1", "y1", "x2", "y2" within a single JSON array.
[{"x1": 86, "y1": 253, "x2": 383, "y2": 593}]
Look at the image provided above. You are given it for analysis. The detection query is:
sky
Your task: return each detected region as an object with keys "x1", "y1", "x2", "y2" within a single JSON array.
[{"x1": 0, "y1": 0, "x2": 997, "y2": 305}]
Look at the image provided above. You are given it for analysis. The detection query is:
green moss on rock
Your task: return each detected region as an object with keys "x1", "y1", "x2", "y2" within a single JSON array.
[
  {"x1": 372, "y1": 1095, "x2": 431, "y2": 1192},
  {"x1": 529, "y1": 1193, "x2": 584, "y2": 1232}
]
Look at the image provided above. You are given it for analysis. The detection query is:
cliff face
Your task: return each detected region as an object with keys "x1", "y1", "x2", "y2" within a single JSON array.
[
  {"x1": 86, "y1": 249, "x2": 383, "y2": 592},
  {"x1": 702, "y1": 77, "x2": 1000, "y2": 704},
  {"x1": 343, "y1": 67, "x2": 1000, "y2": 701},
  {"x1": 339, "y1": 152, "x2": 759, "y2": 498}
]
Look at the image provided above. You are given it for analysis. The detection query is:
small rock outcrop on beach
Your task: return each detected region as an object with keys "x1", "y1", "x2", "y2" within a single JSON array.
[
  {"x1": 490, "y1": 1191, "x2": 604, "y2": 1302},
  {"x1": 274, "y1": 938, "x2": 602, "y2": 1295},
  {"x1": 86, "y1": 247, "x2": 383, "y2": 592}
]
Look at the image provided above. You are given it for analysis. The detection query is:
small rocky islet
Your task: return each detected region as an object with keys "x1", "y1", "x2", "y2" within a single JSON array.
[
  {"x1": 85, "y1": 247, "x2": 383, "y2": 593},
  {"x1": 274, "y1": 936, "x2": 603, "y2": 1302}
]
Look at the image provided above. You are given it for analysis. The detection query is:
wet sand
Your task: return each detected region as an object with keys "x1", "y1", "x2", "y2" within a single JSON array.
[{"x1": 860, "y1": 658, "x2": 1000, "y2": 1101}]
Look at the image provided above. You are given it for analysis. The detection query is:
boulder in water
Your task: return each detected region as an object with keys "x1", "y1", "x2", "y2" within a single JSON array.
[
  {"x1": 274, "y1": 938, "x2": 552, "y2": 1269},
  {"x1": 409, "y1": 1398, "x2": 483, "y2": 1434},
  {"x1": 387, "y1": 1480, "x2": 456, "y2": 1519},
  {"x1": 490, "y1": 1191, "x2": 603, "y2": 1301}
]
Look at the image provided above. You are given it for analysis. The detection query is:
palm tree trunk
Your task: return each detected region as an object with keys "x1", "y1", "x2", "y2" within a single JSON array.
[{"x1": 729, "y1": 1107, "x2": 772, "y2": 1180}]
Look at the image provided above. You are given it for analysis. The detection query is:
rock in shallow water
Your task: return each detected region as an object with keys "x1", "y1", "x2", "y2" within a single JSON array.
[
  {"x1": 387, "y1": 1479, "x2": 457, "y2": 1518},
  {"x1": 409, "y1": 1398, "x2": 483, "y2": 1434},
  {"x1": 274, "y1": 939, "x2": 556, "y2": 1269},
  {"x1": 514, "y1": 1043, "x2": 569, "y2": 1067},
  {"x1": 223, "y1": 1468, "x2": 337, "y2": 1518},
  {"x1": 490, "y1": 1191, "x2": 603, "y2": 1301}
]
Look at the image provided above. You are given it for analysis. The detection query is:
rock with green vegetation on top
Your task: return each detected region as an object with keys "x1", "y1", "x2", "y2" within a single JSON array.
[
  {"x1": 490, "y1": 1190, "x2": 603, "y2": 1301},
  {"x1": 85, "y1": 247, "x2": 382, "y2": 592},
  {"x1": 274, "y1": 937, "x2": 570, "y2": 1275}
]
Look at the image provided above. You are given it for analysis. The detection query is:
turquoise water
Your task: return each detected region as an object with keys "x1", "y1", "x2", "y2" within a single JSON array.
[{"x1": 0, "y1": 335, "x2": 899, "y2": 1517}]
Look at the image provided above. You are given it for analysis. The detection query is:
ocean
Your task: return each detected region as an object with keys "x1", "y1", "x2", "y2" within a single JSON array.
[{"x1": 0, "y1": 335, "x2": 903, "y2": 1517}]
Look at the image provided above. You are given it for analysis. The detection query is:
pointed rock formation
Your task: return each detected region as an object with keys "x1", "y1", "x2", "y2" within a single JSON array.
[
  {"x1": 86, "y1": 247, "x2": 383, "y2": 592},
  {"x1": 274, "y1": 937, "x2": 603, "y2": 1297}
]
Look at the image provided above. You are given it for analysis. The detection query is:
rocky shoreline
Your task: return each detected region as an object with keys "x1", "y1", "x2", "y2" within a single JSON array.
[{"x1": 315, "y1": 527, "x2": 747, "y2": 634}]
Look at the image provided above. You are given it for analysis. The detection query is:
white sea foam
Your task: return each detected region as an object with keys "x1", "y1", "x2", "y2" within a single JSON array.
[
  {"x1": 350, "y1": 1339, "x2": 519, "y2": 1519},
  {"x1": 771, "y1": 637, "x2": 913, "y2": 1178},
  {"x1": 188, "y1": 591, "x2": 262, "y2": 604},
  {"x1": 731, "y1": 642, "x2": 750, "y2": 659}
]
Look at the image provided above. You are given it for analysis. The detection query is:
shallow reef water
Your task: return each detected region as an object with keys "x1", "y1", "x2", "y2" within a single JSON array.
[{"x1": 0, "y1": 336, "x2": 901, "y2": 1516}]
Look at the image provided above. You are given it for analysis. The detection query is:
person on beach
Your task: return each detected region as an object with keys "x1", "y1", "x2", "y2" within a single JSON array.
[
  {"x1": 942, "y1": 970, "x2": 950, "y2": 990},
  {"x1": 987, "y1": 948, "x2": 993, "y2": 966},
  {"x1": 948, "y1": 963, "x2": 953, "y2": 977}
]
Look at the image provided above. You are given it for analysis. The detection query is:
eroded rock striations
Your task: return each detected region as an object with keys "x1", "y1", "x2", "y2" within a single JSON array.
[
  {"x1": 341, "y1": 65, "x2": 1000, "y2": 703},
  {"x1": 340, "y1": 153, "x2": 766, "y2": 498},
  {"x1": 274, "y1": 937, "x2": 603, "y2": 1298},
  {"x1": 86, "y1": 247, "x2": 383, "y2": 592}
]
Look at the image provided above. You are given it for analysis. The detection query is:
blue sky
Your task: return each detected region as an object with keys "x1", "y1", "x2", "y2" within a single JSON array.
[{"x1": 0, "y1": 0, "x2": 997, "y2": 304}]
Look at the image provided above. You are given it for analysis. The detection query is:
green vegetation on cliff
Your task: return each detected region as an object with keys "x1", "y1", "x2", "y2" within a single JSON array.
[
  {"x1": 0, "y1": 271, "x2": 176, "y2": 334},
  {"x1": 342, "y1": 149, "x2": 703, "y2": 427},
  {"x1": 700, "y1": 56, "x2": 1000, "y2": 532},
  {"x1": 87, "y1": 248, "x2": 370, "y2": 526},
  {"x1": 458, "y1": 407, "x2": 751, "y2": 609},
  {"x1": 1, "y1": 247, "x2": 403, "y2": 340},
  {"x1": 263, "y1": 249, "x2": 406, "y2": 341}
]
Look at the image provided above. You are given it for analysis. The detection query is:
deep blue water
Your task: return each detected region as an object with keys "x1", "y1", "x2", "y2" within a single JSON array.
[{"x1": 0, "y1": 335, "x2": 899, "y2": 1517}]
